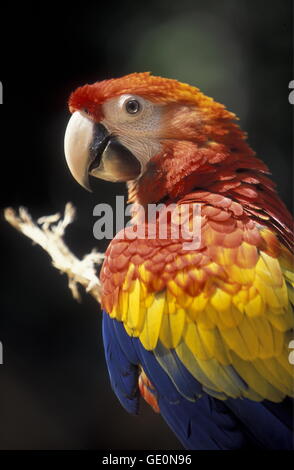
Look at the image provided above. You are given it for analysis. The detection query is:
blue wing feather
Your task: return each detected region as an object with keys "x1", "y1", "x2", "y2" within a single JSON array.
[
  {"x1": 102, "y1": 312, "x2": 139, "y2": 414},
  {"x1": 226, "y1": 397, "x2": 294, "y2": 450}
]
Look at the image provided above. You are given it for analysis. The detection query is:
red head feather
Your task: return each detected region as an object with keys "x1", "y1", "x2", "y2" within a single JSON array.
[{"x1": 69, "y1": 72, "x2": 233, "y2": 119}]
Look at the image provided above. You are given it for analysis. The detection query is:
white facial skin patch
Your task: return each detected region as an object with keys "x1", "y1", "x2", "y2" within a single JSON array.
[{"x1": 101, "y1": 94, "x2": 163, "y2": 172}]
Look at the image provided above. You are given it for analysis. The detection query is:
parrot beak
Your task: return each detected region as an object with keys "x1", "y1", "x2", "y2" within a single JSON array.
[{"x1": 64, "y1": 111, "x2": 141, "y2": 191}]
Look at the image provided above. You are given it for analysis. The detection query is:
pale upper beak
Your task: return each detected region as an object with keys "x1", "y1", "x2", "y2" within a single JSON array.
[{"x1": 64, "y1": 111, "x2": 141, "y2": 191}]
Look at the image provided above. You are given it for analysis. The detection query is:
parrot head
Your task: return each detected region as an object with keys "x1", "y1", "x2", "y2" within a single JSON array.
[{"x1": 64, "y1": 72, "x2": 256, "y2": 203}]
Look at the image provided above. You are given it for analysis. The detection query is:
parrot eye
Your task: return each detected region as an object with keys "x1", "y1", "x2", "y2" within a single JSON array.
[
  {"x1": 125, "y1": 99, "x2": 141, "y2": 115},
  {"x1": 102, "y1": 93, "x2": 155, "y2": 127}
]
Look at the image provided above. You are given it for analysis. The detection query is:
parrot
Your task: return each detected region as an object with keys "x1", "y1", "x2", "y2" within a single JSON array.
[{"x1": 64, "y1": 72, "x2": 294, "y2": 450}]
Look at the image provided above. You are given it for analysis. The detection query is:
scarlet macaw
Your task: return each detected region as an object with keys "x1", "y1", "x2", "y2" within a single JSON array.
[{"x1": 64, "y1": 73, "x2": 293, "y2": 449}]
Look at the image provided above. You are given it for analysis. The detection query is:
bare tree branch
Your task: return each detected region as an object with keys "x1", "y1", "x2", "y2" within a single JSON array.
[{"x1": 4, "y1": 203, "x2": 103, "y2": 303}]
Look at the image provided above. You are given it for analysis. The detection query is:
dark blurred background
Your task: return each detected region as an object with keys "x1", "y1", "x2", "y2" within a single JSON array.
[{"x1": 0, "y1": 0, "x2": 292, "y2": 450}]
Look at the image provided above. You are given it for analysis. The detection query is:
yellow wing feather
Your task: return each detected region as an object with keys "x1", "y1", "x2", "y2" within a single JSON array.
[{"x1": 108, "y1": 237, "x2": 294, "y2": 402}]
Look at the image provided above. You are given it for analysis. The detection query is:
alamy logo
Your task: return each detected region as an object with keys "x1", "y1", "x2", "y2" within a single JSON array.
[
  {"x1": 289, "y1": 340, "x2": 294, "y2": 365},
  {"x1": 92, "y1": 196, "x2": 202, "y2": 250},
  {"x1": 289, "y1": 80, "x2": 294, "y2": 105}
]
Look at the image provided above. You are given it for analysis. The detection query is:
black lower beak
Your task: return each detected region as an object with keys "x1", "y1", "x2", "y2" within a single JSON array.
[
  {"x1": 88, "y1": 123, "x2": 141, "y2": 182},
  {"x1": 89, "y1": 123, "x2": 111, "y2": 172}
]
